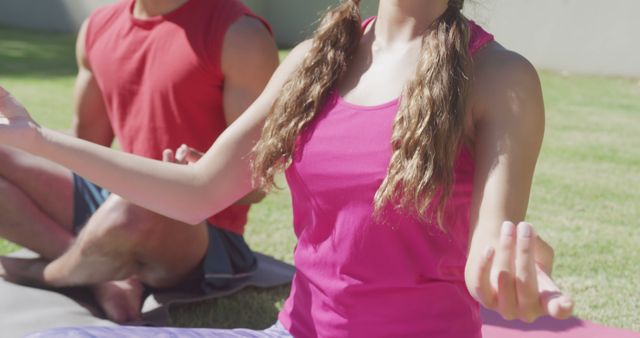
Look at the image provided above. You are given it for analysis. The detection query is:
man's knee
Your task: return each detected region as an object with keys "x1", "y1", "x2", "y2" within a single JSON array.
[
  {"x1": 0, "y1": 145, "x2": 29, "y2": 173},
  {"x1": 83, "y1": 196, "x2": 158, "y2": 248},
  {"x1": 0, "y1": 177, "x2": 22, "y2": 213},
  {"x1": 0, "y1": 176, "x2": 25, "y2": 205},
  {"x1": 0, "y1": 145, "x2": 17, "y2": 161},
  {"x1": 0, "y1": 176, "x2": 15, "y2": 193},
  {"x1": 0, "y1": 146, "x2": 21, "y2": 177}
]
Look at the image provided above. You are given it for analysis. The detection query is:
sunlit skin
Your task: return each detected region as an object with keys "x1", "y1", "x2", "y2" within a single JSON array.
[
  {"x1": 0, "y1": 0, "x2": 573, "y2": 324},
  {"x1": 0, "y1": 0, "x2": 278, "y2": 323}
]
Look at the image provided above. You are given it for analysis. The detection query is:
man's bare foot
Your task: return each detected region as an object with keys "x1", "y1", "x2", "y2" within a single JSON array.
[
  {"x1": 0, "y1": 256, "x2": 47, "y2": 285},
  {"x1": 0, "y1": 260, "x2": 6, "y2": 279},
  {"x1": 91, "y1": 277, "x2": 144, "y2": 323}
]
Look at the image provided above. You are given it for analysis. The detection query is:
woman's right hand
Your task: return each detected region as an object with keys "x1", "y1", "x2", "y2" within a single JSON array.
[
  {"x1": 0, "y1": 87, "x2": 41, "y2": 148},
  {"x1": 467, "y1": 222, "x2": 574, "y2": 322}
]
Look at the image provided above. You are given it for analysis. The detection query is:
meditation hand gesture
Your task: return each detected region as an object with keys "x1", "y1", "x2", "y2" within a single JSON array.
[
  {"x1": 0, "y1": 87, "x2": 39, "y2": 147},
  {"x1": 468, "y1": 221, "x2": 575, "y2": 323},
  {"x1": 162, "y1": 144, "x2": 204, "y2": 165}
]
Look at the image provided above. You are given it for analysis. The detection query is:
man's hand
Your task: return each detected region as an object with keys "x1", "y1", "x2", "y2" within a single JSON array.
[
  {"x1": 162, "y1": 144, "x2": 203, "y2": 165},
  {"x1": 467, "y1": 221, "x2": 574, "y2": 323},
  {"x1": 162, "y1": 144, "x2": 265, "y2": 205},
  {"x1": 175, "y1": 144, "x2": 203, "y2": 164}
]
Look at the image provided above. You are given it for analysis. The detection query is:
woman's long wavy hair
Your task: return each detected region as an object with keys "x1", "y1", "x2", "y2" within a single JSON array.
[{"x1": 252, "y1": 0, "x2": 472, "y2": 227}]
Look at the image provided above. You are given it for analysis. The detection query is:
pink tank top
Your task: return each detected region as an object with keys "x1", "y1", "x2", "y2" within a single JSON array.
[{"x1": 279, "y1": 20, "x2": 494, "y2": 337}]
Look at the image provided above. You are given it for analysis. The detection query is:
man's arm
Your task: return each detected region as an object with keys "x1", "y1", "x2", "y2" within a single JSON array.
[
  {"x1": 71, "y1": 19, "x2": 114, "y2": 147},
  {"x1": 221, "y1": 16, "x2": 279, "y2": 204}
]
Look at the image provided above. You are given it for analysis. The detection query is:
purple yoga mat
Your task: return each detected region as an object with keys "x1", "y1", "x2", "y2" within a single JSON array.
[
  {"x1": 3, "y1": 250, "x2": 638, "y2": 337},
  {"x1": 481, "y1": 307, "x2": 640, "y2": 338}
]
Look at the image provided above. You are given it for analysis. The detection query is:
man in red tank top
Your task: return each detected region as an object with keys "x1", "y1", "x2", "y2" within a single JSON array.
[{"x1": 0, "y1": 0, "x2": 278, "y2": 322}]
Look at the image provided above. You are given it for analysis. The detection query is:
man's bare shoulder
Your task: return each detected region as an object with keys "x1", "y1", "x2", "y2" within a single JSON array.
[{"x1": 224, "y1": 16, "x2": 274, "y2": 53}]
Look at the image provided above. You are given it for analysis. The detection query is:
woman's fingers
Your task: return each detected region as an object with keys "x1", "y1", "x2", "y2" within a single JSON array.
[
  {"x1": 0, "y1": 87, "x2": 29, "y2": 120},
  {"x1": 537, "y1": 266, "x2": 574, "y2": 319},
  {"x1": 473, "y1": 246, "x2": 497, "y2": 309},
  {"x1": 0, "y1": 86, "x2": 10, "y2": 99},
  {"x1": 473, "y1": 220, "x2": 572, "y2": 323},
  {"x1": 541, "y1": 291, "x2": 574, "y2": 320},
  {"x1": 534, "y1": 235, "x2": 554, "y2": 275},
  {"x1": 492, "y1": 221, "x2": 518, "y2": 320},
  {"x1": 514, "y1": 222, "x2": 542, "y2": 322}
]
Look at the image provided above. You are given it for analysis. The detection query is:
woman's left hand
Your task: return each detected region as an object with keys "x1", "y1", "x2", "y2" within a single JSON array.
[{"x1": 468, "y1": 221, "x2": 574, "y2": 322}]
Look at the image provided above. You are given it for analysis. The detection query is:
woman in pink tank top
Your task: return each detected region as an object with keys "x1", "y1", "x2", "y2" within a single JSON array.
[{"x1": 1, "y1": 1, "x2": 575, "y2": 337}]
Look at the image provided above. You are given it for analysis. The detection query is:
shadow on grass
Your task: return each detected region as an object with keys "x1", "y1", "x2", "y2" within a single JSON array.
[
  {"x1": 170, "y1": 285, "x2": 291, "y2": 330},
  {"x1": 0, "y1": 26, "x2": 76, "y2": 78}
]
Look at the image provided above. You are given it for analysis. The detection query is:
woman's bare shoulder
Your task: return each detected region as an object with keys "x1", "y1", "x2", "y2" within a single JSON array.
[{"x1": 469, "y1": 41, "x2": 543, "y2": 121}]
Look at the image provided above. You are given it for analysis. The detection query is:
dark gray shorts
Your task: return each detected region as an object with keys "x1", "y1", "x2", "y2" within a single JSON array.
[{"x1": 72, "y1": 174, "x2": 256, "y2": 293}]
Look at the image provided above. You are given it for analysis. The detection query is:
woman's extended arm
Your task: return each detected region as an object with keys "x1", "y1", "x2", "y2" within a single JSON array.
[
  {"x1": 0, "y1": 41, "x2": 312, "y2": 225},
  {"x1": 464, "y1": 45, "x2": 574, "y2": 321}
]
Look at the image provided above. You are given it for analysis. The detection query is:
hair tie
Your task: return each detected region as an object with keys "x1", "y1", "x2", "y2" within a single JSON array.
[{"x1": 449, "y1": 0, "x2": 464, "y2": 10}]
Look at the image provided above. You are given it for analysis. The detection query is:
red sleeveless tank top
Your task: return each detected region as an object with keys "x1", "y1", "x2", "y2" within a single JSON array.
[{"x1": 85, "y1": 0, "x2": 270, "y2": 234}]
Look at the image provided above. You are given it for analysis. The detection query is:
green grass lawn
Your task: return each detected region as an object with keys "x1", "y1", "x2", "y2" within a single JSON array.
[{"x1": 1, "y1": 27, "x2": 639, "y2": 331}]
